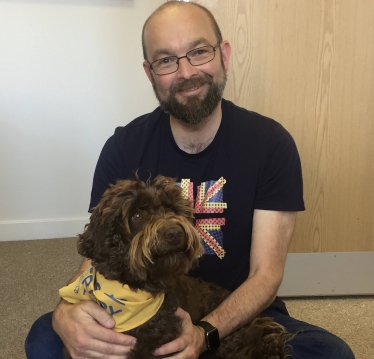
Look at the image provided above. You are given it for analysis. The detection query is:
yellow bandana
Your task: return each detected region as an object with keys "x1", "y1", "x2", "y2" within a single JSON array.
[{"x1": 59, "y1": 266, "x2": 165, "y2": 332}]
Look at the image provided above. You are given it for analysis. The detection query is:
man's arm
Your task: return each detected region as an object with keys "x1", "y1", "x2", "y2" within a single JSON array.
[
  {"x1": 154, "y1": 209, "x2": 297, "y2": 358},
  {"x1": 202, "y1": 209, "x2": 296, "y2": 337},
  {"x1": 52, "y1": 258, "x2": 136, "y2": 359}
]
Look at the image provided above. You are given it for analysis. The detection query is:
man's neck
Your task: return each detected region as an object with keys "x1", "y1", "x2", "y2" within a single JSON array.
[{"x1": 169, "y1": 102, "x2": 222, "y2": 154}]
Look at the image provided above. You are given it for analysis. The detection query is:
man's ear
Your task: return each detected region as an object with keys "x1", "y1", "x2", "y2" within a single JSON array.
[
  {"x1": 220, "y1": 40, "x2": 231, "y2": 72},
  {"x1": 143, "y1": 61, "x2": 153, "y2": 83}
]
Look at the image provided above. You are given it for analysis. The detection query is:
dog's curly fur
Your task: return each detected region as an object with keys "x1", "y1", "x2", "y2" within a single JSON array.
[{"x1": 64, "y1": 175, "x2": 294, "y2": 359}]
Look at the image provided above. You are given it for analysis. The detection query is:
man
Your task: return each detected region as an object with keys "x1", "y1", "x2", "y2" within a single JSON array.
[{"x1": 25, "y1": 2, "x2": 355, "y2": 359}]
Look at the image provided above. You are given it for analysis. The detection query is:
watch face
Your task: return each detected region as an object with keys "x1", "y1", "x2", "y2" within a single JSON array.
[{"x1": 207, "y1": 327, "x2": 220, "y2": 352}]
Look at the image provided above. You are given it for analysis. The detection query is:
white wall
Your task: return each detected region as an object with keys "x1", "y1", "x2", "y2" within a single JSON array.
[{"x1": 0, "y1": 0, "x2": 164, "y2": 241}]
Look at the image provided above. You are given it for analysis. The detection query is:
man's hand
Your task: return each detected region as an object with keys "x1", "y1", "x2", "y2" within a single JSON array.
[
  {"x1": 52, "y1": 300, "x2": 136, "y2": 359},
  {"x1": 153, "y1": 308, "x2": 206, "y2": 359}
]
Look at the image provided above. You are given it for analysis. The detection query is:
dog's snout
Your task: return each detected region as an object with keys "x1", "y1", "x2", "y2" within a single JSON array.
[{"x1": 164, "y1": 228, "x2": 183, "y2": 245}]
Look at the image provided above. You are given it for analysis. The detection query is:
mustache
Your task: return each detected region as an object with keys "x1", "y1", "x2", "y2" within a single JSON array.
[{"x1": 170, "y1": 74, "x2": 213, "y2": 93}]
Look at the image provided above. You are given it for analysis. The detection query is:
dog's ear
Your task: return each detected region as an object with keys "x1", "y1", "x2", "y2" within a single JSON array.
[{"x1": 77, "y1": 180, "x2": 143, "y2": 263}]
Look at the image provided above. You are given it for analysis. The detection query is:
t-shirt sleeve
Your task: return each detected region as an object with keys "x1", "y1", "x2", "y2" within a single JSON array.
[
  {"x1": 254, "y1": 123, "x2": 305, "y2": 211},
  {"x1": 88, "y1": 134, "x2": 126, "y2": 212}
]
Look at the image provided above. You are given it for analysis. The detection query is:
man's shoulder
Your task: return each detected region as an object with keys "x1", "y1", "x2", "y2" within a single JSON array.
[
  {"x1": 223, "y1": 99, "x2": 285, "y2": 137},
  {"x1": 113, "y1": 106, "x2": 165, "y2": 138}
]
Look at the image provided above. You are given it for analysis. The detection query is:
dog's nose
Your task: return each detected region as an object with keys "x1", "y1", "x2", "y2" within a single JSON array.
[{"x1": 164, "y1": 228, "x2": 183, "y2": 245}]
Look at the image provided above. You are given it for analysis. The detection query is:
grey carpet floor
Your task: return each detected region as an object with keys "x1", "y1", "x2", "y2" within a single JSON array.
[{"x1": 0, "y1": 237, "x2": 373, "y2": 359}]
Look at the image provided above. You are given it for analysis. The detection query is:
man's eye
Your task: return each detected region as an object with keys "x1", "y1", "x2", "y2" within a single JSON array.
[
  {"x1": 156, "y1": 57, "x2": 173, "y2": 66},
  {"x1": 132, "y1": 213, "x2": 142, "y2": 220},
  {"x1": 161, "y1": 58, "x2": 171, "y2": 64},
  {"x1": 196, "y1": 49, "x2": 207, "y2": 55}
]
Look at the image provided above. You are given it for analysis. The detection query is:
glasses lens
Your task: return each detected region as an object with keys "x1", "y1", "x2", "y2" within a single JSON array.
[
  {"x1": 152, "y1": 56, "x2": 178, "y2": 75},
  {"x1": 187, "y1": 46, "x2": 215, "y2": 66}
]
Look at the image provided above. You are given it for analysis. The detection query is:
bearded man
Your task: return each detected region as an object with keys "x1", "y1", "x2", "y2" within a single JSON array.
[{"x1": 25, "y1": 2, "x2": 354, "y2": 359}]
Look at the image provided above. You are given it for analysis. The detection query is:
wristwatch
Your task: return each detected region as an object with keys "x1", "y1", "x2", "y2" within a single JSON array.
[{"x1": 196, "y1": 321, "x2": 220, "y2": 352}]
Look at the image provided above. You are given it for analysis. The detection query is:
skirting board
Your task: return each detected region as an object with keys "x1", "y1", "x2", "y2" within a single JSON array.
[
  {"x1": 278, "y1": 252, "x2": 374, "y2": 297},
  {"x1": 0, "y1": 217, "x2": 90, "y2": 242}
]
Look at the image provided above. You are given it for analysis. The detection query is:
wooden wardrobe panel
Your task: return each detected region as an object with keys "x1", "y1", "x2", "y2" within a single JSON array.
[{"x1": 196, "y1": 0, "x2": 374, "y2": 252}]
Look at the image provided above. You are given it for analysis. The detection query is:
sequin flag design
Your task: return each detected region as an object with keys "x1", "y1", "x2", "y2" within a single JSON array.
[
  {"x1": 196, "y1": 218, "x2": 226, "y2": 259},
  {"x1": 195, "y1": 177, "x2": 227, "y2": 259},
  {"x1": 195, "y1": 177, "x2": 227, "y2": 214},
  {"x1": 177, "y1": 178, "x2": 227, "y2": 259},
  {"x1": 180, "y1": 178, "x2": 194, "y2": 201}
]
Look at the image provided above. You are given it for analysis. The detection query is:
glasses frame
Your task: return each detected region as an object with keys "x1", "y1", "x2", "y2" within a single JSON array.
[{"x1": 148, "y1": 42, "x2": 221, "y2": 76}]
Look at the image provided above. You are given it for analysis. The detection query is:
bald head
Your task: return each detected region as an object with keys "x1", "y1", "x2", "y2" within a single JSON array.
[{"x1": 142, "y1": 1, "x2": 223, "y2": 61}]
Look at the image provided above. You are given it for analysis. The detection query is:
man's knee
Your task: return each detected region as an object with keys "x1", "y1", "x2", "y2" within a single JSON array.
[
  {"x1": 291, "y1": 327, "x2": 355, "y2": 359},
  {"x1": 25, "y1": 312, "x2": 63, "y2": 359},
  {"x1": 329, "y1": 333, "x2": 355, "y2": 359}
]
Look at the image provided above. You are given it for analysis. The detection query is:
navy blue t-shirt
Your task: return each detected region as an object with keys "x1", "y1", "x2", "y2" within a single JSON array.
[{"x1": 89, "y1": 99, "x2": 305, "y2": 300}]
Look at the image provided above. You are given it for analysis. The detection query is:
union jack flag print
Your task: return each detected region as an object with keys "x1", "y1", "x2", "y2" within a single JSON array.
[{"x1": 179, "y1": 178, "x2": 227, "y2": 259}]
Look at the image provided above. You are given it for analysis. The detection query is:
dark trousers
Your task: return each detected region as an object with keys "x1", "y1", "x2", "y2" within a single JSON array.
[{"x1": 25, "y1": 309, "x2": 355, "y2": 359}]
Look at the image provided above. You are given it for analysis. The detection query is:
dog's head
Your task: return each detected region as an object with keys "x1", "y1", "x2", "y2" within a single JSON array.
[{"x1": 78, "y1": 175, "x2": 203, "y2": 293}]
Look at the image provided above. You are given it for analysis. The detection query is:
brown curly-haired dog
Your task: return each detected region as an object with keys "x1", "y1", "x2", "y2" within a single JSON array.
[{"x1": 63, "y1": 175, "x2": 294, "y2": 359}]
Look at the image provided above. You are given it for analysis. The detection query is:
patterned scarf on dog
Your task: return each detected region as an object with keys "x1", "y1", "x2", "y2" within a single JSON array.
[{"x1": 59, "y1": 266, "x2": 165, "y2": 331}]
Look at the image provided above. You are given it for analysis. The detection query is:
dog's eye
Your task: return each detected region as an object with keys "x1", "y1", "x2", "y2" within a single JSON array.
[{"x1": 132, "y1": 213, "x2": 142, "y2": 221}]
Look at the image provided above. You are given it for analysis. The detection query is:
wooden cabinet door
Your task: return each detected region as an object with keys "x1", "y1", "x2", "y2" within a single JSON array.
[{"x1": 196, "y1": 0, "x2": 374, "y2": 253}]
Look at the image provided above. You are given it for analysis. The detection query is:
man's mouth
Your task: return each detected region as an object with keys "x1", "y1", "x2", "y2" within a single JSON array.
[
  {"x1": 177, "y1": 84, "x2": 205, "y2": 96},
  {"x1": 181, "y1": 86, "x2": 200, "y2": 92}
]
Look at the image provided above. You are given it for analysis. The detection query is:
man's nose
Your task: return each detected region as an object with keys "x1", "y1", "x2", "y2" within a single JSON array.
[{"x1": 176, "y1": 57, "x2": 198, "y2": 79}]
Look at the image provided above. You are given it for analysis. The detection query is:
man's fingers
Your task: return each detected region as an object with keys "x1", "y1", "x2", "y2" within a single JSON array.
[
  {"x1": 174, "y1": 307, "x2": 189, "y2": 321},
  {"x1": 153, "y1": 308, "x2": 189, "y2": 356},
  {"x1": 83, "y1": 352, "x2": 131, "y2": 359},
  {"x1": 79, "y1": 301, "x2": 136, "y2": 346},
  {"x1": 54, "y1": 300, "x2": 137, "y2": 358},
  {"x1": 81, "y1": 341, "x2": 134, "y2": 357},
  {"x1": 154, "y1": 307, "x2": 201, "y2": 358},
  {"x1": 70, "y1": 348, "x2": 131, "y2": 359},
  {"x1": 88, "y1": 324, "x2": 137, "y2": 347},
  {"x1": 67, "y1": 332, "x2": 135, "y2": 358},
  {"x1": 81, "y1": 301, "x2": 115, "y2": 328},
  {"x1": 154, "y1": 337, "x2": 184, "y2": 357}
]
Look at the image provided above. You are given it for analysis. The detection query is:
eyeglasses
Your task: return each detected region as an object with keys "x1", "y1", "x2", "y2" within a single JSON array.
[{"x1": 148, "y1": 43, "x2": 221, "y2": 75}]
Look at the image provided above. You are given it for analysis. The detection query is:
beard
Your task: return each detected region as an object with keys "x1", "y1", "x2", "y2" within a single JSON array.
[{"x1": 151, "y1": 68, "x2": 227, "y2": 126}]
